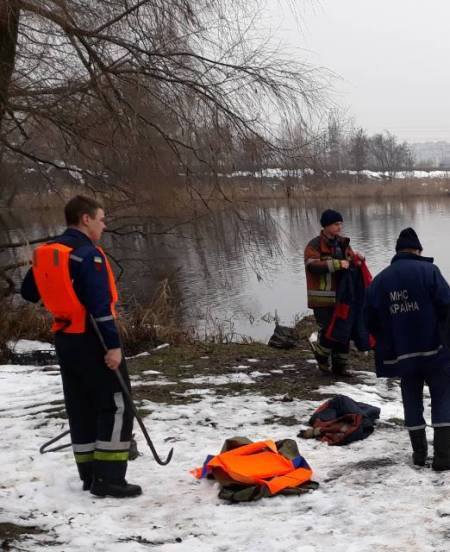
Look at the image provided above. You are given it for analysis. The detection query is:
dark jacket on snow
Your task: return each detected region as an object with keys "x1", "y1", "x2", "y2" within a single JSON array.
[
  {"x1": 303, "y1": 395, "x2": 380, "y2": 446},
  {"x1": 364, "y1": 252, "x2": 450, "y2": 377}
]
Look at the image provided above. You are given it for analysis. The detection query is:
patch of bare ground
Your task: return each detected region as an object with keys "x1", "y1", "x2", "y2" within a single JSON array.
[
  {"x1": 127, "y1": 316, "x2": 375, "y2": 411},
  {"x1": 0, "y1": 522, "x2": 58, "y2": 550}
]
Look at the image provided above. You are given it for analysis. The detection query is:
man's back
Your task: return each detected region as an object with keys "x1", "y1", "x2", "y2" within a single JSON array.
[{"x1": 365, "y1": 252, "x2": 450, "y2": 376}]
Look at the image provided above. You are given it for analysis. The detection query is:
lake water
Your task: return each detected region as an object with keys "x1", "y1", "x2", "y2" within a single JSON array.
[{"x1": 3, "y1": 197, "x2": 450, "y2": 342}]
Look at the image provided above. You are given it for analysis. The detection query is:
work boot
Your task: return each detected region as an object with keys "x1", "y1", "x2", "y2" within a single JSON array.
[
  {"x1": 82, "y1": 478, "x2": 92, "y2": 491},
  {"x1": 432, "y1": 426, "x2": 450, "y2": 471},
  {"x1": 309, "y1": 339, "x2": 330, "y2": 374},
  {"x1": 90, "y1": 477, "x2": 143, "y2": 498},
  {"x1": 408, "y1": 428, "x2": 427, "y2": 467},
  {"x1": 77, "y1": 462, "x2": 93, "y2": 491},
  {"x1": 129, "y1": 435, "x2": 140, "y2": 461},
  {"x1": 331, "y1": 352, "x2": 350, "y2": 376}
]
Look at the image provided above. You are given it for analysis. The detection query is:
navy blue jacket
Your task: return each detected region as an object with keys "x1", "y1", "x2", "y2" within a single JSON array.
[
  {"x1": 364, "y1": 252, "x2": 450, "y2": 377},
  {"x1": 21, "y1": 228, "x2": 120, "y2": 349},
  {"x1": 326, "y1": 265, "x2": 372, "y2": 351},
  {"x1": 309, "y1": 395, "x2": 380, "y2": 445}
]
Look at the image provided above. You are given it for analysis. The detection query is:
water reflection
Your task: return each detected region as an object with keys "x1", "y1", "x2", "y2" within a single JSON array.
[{"x1": 3, "y1": 197, "x2": 450, "y2": 341}]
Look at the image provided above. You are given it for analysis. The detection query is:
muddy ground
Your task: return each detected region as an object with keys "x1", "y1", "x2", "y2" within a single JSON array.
[{"x1": 127, "y1": 316, "x2": 374, "y2": 406}]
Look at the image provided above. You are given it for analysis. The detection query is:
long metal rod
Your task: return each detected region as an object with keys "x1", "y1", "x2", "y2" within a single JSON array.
[
  {"x1": 39, "y1": 429, "x2": 71, "y2": 454},
  {"x1": 115, "y1": 369, "x2": 173, "y2": 465},
  {"x1": 89, "y1": 315, "x2": 174, "y2": 466}
]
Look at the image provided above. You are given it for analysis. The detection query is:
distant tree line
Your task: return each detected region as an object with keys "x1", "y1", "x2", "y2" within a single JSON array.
[{"x1": 232, "y1": 110, "x2": 415, "y2": 180}]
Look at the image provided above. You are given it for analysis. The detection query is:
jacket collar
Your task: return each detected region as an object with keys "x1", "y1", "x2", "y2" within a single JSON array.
[
  {"x1": 61, "y1": 227, "x2": 94, "y2": 246},
  {"x1": 320, "y1": 230, "x2": 350, "y2": 252},
  {"x1": 391, "y1": 251, "x2": 434, "y2": 264}
]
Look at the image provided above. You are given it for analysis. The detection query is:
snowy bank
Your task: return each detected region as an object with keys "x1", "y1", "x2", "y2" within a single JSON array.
[{"x1": 1, "y1": 348, "x2": 450, "y2": 551}]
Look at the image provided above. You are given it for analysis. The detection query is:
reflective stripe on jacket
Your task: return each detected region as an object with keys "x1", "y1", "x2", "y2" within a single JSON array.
[
  {"x1": 364, "y1": 252, "x2": 450, "y2": 377},
  {"x1": 304, "y1": 231, "x2": 354, "y2": 308}
]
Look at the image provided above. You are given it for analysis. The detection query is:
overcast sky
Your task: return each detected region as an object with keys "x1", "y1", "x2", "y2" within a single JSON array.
[{"x1": 267, "y1": 0, "x2": 450, "y2": 143}]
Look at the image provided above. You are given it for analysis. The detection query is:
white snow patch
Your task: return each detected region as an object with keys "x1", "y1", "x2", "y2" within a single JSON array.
[
  {"x1": 181, "y1": 373, "x2": 255, "y2": 385},
  {"x1": 134, "y1": 379, "x2": 177, "y2": 387},
  {"x1": 173, "y1": 389, "x2": 214, "y2": 397},
  {"x1": 1, "y1": 362, "x2": 449, "y2": 552},
  {"x1": 249, "y1": 371, "x2": 271, "y2": 378},
  {"x1": 8, "y1": 340, "x2": 54, "y2": 353},
  {"x1": 126, "y1": 351, "x2": 150, "y2": 359},
  {"x1": 230, "y1": 364, "x2": 251, "y2": 371}
]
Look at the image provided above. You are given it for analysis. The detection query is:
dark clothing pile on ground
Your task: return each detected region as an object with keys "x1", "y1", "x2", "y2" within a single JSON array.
[{"x1": 299, "y1": 395, "x2": 380, "y2": 446}]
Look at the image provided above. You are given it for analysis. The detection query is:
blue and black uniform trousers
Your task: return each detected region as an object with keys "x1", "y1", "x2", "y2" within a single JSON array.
[
  {"x1": 400, "y1": 359, "x2": 450, "y2": 430},
  {"x1": 313, "y1": 307, "x2": 350, "y2": 372},
  {"x1": 55, "y1": 329, "x2": 133, "y2": 485}
]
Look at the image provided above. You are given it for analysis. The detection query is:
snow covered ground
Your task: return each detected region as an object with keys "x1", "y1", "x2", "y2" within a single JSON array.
[
  {"x1": 1, "y1": 343, "x2": 450, "y2": 551},
  {"x1": 225, "y1": 168, "x2": 450, "y2": 181}
]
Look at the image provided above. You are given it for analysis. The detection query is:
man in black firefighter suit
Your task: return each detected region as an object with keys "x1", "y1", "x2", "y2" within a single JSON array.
[{"x1": 21, "y1": 195, "x2": 142, "y2": 498}]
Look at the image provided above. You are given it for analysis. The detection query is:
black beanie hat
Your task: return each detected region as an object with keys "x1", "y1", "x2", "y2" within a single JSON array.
[
  {"x1": 395, "y1": 227, "x2": 423, "y2": 252},
  {"x1": 320, "y1": 209, "x2": 343, "y2": 228}
]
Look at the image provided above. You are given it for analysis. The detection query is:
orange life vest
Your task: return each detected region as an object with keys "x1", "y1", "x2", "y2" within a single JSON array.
[
  {"x1": 192, "y1": 440, "x2": 313, "y2": 495},
  {"x1": 32, "y1": 242, "x2": 118, "y2": 334}
]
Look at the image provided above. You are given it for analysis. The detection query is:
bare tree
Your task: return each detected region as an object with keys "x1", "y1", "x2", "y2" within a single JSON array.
[
  {"x1": 349, "y1": 127, "x2": 369, "y2": 179},
  {"x1": 0, "y1": 1, "x2": 328, "y2": 296},
  {"x1": 369, "y1": 132, "x2": 414, "y2": 178},
  {"x1": 0, "y1": 0, "x2": 323, "y2": 197},
  {"x1": 325, "y1": 109, "x2": 347, "y2": 177}
]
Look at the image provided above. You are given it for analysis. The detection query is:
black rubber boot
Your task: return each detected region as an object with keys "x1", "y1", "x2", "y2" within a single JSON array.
[
  {"x1": 309, "y1": 340, "x2": 330, "y2": 373},
  {"x1": 77, "y1": 462, "x2": 93, "y2": 491},
  {"x1": 331, "y1": 352, "x2": 350, "y2": 376},
  {"x1": 408, "y1": 428, "x2": 427, "y2": 467},
  {"x1": 90, "y1": 477, "x2": 143, "y2": 498},
  {"x1": 129, "y1": 435, "x2": 140, "y2": 461},
  {"x1": 82, "y1": 479, "x2": 92, "y2": 491},
  {"x1": 432, "y1": 427, "x2": 450, "y2": 471}
]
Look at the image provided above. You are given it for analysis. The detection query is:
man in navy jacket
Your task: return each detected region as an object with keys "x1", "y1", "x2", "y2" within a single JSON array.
[
  {"x1": 365, "y1": 227, "x2": 450, "y2": 470},
  {"x1": 21, "y1": 195, "x2": 142, "y2": 497}
]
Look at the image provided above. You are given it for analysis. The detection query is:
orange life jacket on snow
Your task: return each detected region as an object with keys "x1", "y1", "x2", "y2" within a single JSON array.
[
  {"x1": 32, "y1": 242, "x2": 118, "y2": 334},
  {"x1": 192, "y1": 440, "x2": 313, "y2": 495}
]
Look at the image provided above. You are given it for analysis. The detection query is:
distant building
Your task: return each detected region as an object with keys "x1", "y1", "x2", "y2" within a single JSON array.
[{"x1": 410, "y1": 141, "x2": 450, "y2": 169}]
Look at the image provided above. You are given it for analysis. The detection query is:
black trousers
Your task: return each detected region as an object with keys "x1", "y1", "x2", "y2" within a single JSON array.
[
  {"x1": 55, "y1": 330, "x2": 133, "y2": 483},
  {"x1": 313, "y1": 307, "x2": 350, "y2": 355}
]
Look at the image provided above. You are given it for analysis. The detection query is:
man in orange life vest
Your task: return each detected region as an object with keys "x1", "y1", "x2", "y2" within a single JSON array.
[{"x1": 21, "y1": 195, "x2": 142, "y2": 498}]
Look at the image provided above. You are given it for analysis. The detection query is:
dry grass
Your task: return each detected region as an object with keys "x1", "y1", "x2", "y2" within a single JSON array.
[
  {"x1": 130, "y1": 176, "x2": 450, "y2": 209},
  {"x1": 217, "y1": 176, "x2": 450, "y2": 201},
  {"x1": 1, "y1": 279, "x2": 253, "y2": 362},
  {"x1": 11, "y1": 175, "x2": 450, "y2": 220},
  {"x1": 300, "y1": 177, "x2": 450, "y2": 199},
  {"x1": 118, "y1": 279, "x2": 195, "y2": 354},
  {"x1": 1, "y1": 281, "x2": 192, "y2": 360},
  {"x1": 0, "y1": 300, "x2": 52, "y2": 361}
]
